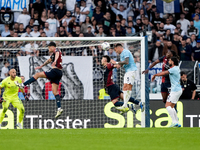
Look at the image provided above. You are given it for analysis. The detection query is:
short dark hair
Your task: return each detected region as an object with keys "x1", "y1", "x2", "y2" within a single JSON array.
[
  {"x1": 180, "y1": 71, "x2": 186, "y2": 76},
  {"x1": 48, "y1": 42, "x2": 56, "y2": 47},
  {"x1": 114, "y1": 43, "x2": 123, "y2": 48},
  {"x1": 103, "y1": 55, "x2": 111, "y2": 62},
  {"x1": 170, "y1": 56, "x2": 179, "y2": 66}
]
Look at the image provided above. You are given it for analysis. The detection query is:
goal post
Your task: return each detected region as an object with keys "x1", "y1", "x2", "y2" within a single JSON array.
[{"x1": 0, "y1": 36, "x2": 150, "y2": 128}]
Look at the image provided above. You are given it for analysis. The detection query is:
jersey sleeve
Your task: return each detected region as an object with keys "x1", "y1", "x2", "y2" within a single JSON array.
[
  {"x1": 123, "y1": 50, "x2": 130, "y2": 58},
  {"x1": 168, "y1": 67, "x2": 175, "y2": 74},
  {"x1": 18, "y1": 77, "x2": 22, "y2": 84}
]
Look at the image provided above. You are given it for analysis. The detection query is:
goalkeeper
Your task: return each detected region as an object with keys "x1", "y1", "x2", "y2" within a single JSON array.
[
  {"x1": 102, "y1": 55, "x2": 144, "y2": 113},
  {"x1": 0, "y1": 69, "x2": 28, "y2": 129}
]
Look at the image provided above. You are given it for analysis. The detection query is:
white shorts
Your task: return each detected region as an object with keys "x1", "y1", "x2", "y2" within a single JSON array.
[
  {"x1": 124, "y1": 71, "x2": 136, "y2": 85},
  {"x1": 167, "y1": 90, "x2": 182, "y2": 104}
]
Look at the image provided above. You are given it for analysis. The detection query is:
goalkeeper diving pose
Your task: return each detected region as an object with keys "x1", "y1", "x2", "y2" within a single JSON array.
[
  {"x1": 15, "y1": 42, "x2": 63, "y2": 118},
  {"x1": 0, "y1": 69, "x2": 28, "y2": 129},
  {"x1": 102, "y1": 55, "x2": 144, "y2": 113},
  {"x1": 110, "y1": 43, "x2": 143, "y2": 111}
]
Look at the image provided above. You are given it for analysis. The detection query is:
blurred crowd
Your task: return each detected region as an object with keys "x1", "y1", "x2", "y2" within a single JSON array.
[{"x1": 0, "y1": 0, "x2": 200, "y2": 75}]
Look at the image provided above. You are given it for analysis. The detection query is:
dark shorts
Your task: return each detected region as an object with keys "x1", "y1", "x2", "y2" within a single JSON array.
[
  {"x1": 107, "y1": 84, "x2": 123, "y2": 101},
  {"x1": 161, "y1": 82, "x2": 171, "y2": 93},
  {"x1": 44, "y1": 68, "x2": 63, "y2": 85}
]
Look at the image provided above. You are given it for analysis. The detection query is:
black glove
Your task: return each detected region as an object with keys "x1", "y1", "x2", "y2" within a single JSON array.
[{"x1": 24, "y1": 93, "x2": 29, "y2": 101}]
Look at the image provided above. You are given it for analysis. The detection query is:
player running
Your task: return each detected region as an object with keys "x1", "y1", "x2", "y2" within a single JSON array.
[
  {"x1": 102, "y1": 55, "x2": 144, "y2": 113},
  {"x1": 152, "y1": 57, "x2": 182, "y2": 127},
  {"x1": 15, "y1": 42, "x2": 63, "y2": 118},
  {"x1": 0, "y1": 69, "x2": 28, "y2": 129},
  {"x1": 110, "y1": 43, "x2": 142, "y2": 110},
  {"x1": 142, "y1": 50, "x2": 178, "y2": 104}
]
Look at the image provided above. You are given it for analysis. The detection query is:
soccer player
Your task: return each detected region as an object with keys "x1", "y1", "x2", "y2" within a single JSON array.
[
  {"x1": 152, "y1": 57, "x2": 182, "y2": 127},
  {"x1": 111, "y1": 43, "x2": 140, "y2": 109},
  {"x1": 15, "y1": 42, "x2": 63, "y2": 118},
  {"x1": 0, "y1": 69, "x2": 28, "y2": 129},
  {"x1": 102, "y1": 55, "x2": 144, "y2": 113},
  {"x1": 142, "y1": 50, "x2": 178, "y2": 104}
]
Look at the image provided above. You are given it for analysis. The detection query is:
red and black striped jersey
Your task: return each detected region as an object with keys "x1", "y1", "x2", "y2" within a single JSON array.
[{"x1": 50, "y1": 48, "x2": 63, "y2": 69}]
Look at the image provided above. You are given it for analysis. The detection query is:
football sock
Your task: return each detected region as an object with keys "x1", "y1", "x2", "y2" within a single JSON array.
[
  {"x1": 129, "y1": 97, "x2": 139, "y2": 105},
  {"x1": 55, "y1": 94, "x2": 61, "y2": 108},
  {"x1": 166, "y1": 106, "x2": 176, "y2": 124},
  {"x1": 114, "y1": 101, "x2": 123, "y2": 107},
  {"x1": 123, "y1": 90, "x2": 131, "y2": 107},
  {"x1": 172, "y1": 108, "x2": 179, "y2": 124},
  {"x1": 23, "y1": 77, "x2": 36, "y2": 86}
]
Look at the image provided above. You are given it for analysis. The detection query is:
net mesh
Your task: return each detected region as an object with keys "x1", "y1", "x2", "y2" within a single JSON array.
[{"x1": 0, "y1": 38, "x2": 143, "y2": 129}]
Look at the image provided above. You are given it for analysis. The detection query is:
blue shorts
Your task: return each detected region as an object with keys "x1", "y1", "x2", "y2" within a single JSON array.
[
  {"x1": 44, "y1": 68, "x2": 62, "y2": 85},
  {"x1": 161, "y1": 82, "x2": 171, "y2": 93},
  {"x1": 107, "y1": 84, "x2": 123, "y2": 101}
]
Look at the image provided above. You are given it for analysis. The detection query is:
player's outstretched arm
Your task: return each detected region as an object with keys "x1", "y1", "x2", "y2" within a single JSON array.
[
  {"x1": 151, "y1": 71, "x2": 169, "y2": 82},
  {"x1": 111, "y1": 57, "x2": 129, "y2": 65},
  {"x1": 35, "y1": 58, "x2": 52, "y2": 70},
  {"x1": 142, "y1": 59, "x2": 160, "y2": 74}
]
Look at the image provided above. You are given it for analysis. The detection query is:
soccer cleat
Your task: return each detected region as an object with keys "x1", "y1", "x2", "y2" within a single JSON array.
[
  {"x1": 16, "y1": 123, "x2": 23, "y2": 129},
  {"x1": 14, "y1": 81, "x2": 24, "y2": 89},
  {"x1": 174, "y1": 124, "x2": 181, "y2": 128},
  {"x1": 116, "y1": 107, "x2": 129, "y2": 115},
  {"x1": 139, "y1": 102, "x2": 145, "y2": 112},
  {"x1": 55, "y1": 108, "x2": 63, "y2": 118}
]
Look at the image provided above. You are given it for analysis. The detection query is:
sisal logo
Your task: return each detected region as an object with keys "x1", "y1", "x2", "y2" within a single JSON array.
[{"x1": 104, "y1": 101, "x2": 183, "y2": 128}]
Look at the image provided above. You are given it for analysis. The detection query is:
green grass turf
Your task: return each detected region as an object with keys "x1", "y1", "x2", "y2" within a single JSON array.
[{"x1": 0, "y1": 128, "x2": 199, "y2": 150}]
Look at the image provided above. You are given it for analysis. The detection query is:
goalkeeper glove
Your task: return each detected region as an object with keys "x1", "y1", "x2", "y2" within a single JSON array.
[{"x1": 24, "y1": 93, "x2": 29, "y2": 101}]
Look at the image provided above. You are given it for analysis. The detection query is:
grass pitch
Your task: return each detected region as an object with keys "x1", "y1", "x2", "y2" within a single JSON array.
[{"x1": 0, "y1": 128, "x2": 199, "y2": 150}]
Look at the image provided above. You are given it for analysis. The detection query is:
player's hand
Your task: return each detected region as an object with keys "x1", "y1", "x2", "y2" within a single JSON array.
[
  {"x1": 110, "y1": 59, "x2": 116, "y2": 64},
  {"x1": 24, "y1": 93, "x2": 29, "y2": 101},
  {"x1": 142, "y1": 69, "x2": 149, "y2": 74},
  {"x1": 51, "y1": 61, "x2": 56, "y2": 67},
  {"x1": 151, "y1": 75, "x2": 156, "y2": 82},
  {"x1": 35, "y1": 66, "x2": 42, "y2": 70},
  {"x1": 115, "y1": 64, "x2": 121, "y2": 69}
]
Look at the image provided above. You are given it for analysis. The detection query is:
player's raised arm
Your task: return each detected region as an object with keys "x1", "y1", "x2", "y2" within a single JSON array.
[
  {"x1": 142, "y1": 59, "x2": 160, "y2": 74},
  {"x1": 111, "y1": 57, "x2": 129, "y2": 66},
  {"x1": 35, "y1": 58, "x2": 52, "y2": 70},
  {"x1": 151, "y1": 71, "x2": 170, "y2": 82}
]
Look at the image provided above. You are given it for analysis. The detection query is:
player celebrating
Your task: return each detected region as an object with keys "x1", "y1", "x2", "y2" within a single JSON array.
[
  {"x1": 0, "y1": 69, "x2": 28, "y2": 129},
  {"x1": 102, "y1": 55, "x2": 144, "y2": 113},
  {"x1": 152, "y1": 57, "x2": 182, "y2": 127},
  {"x1": 15, "y1": 42, "x2": 63, "y2": 118},
  {"x1": 142, "y1": 50, "x2": 178, "y2": 104},
  {"x1": 111, "y1": 43, "x2": 140, "y2": 110}
]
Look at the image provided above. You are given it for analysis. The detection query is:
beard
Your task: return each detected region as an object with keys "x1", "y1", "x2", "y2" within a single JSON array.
[{"x1": 167, "y1": 46, "x2": 172, "y2": 49}]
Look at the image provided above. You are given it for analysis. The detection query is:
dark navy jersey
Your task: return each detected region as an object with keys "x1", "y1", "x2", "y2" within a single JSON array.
[
  {"x1": 158, "y1": 56, "x2": 170, "y2": 83},
  {"x1": 104, "y1": 63, "x2": 114, "y2": 87},
  {"x1": 50, "y1": 48, "x2": 63, "y2": 69}
]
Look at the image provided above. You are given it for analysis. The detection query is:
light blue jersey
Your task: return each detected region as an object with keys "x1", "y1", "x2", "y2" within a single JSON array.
[
  {"x1": 120, "y1": 49, "x2": 137, "y2": 72},
  {"x1": 168, "y1": 66, "x2": 182, "y2": 92}
]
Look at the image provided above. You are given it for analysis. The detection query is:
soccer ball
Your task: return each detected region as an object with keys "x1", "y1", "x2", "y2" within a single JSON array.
[{"x1": 101, "y1": 42, "x2": 110, "y2": 51}]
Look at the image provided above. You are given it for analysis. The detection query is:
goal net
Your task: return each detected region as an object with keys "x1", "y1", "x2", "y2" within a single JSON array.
[{"x1": 0, "y1": 37, "x2": 149, "y2": 129}]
